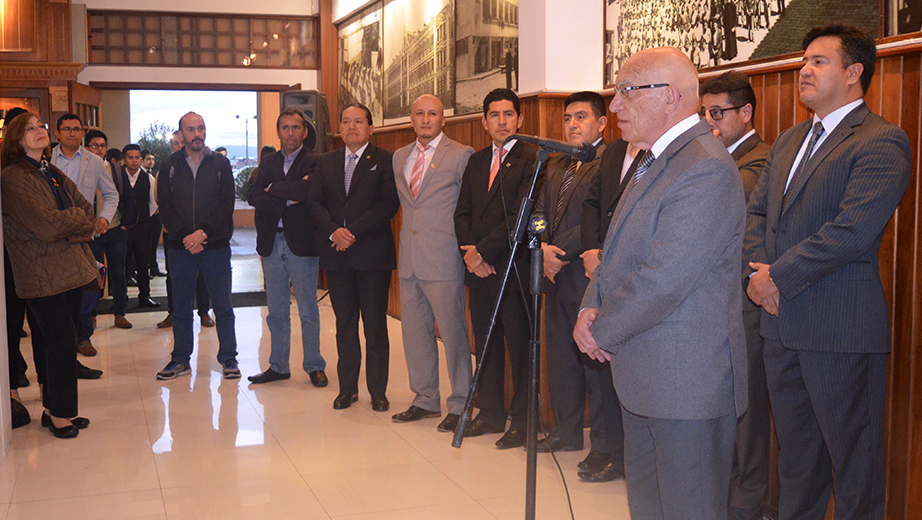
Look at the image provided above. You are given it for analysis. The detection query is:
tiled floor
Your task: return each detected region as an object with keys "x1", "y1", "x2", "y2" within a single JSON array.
[{"x1": 1, "y1": 260, "x2": 631, "y2": 519}]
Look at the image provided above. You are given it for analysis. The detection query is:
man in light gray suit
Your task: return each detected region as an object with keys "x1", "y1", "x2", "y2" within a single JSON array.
[
  {"x1": 574, "y1": 47, "x2": 748, "y2": 520},
  {"x1": 391, "y1": 94, "x2": 475, "y2": 433},
  {"x1": 745, "y1": 25, "x2": 911, "y2": 519}
]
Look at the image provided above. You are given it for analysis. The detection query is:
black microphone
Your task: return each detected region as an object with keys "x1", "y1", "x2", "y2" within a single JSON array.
[{"x1": 506, "y1": 134, "x2": 596, "y2": 162}]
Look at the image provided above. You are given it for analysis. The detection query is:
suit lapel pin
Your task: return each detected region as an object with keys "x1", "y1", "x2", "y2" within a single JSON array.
[
  {"x1": 505, "y1": 162, "x2": 511, "y2": 168},
  {"x1": 366, "y1": 155, "x2": 372, "y2": 160}
]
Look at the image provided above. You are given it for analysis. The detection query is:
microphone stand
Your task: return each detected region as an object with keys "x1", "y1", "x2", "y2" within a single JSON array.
[{"x1": 452, "y1": 145, "x2": 549, "y2": 520}]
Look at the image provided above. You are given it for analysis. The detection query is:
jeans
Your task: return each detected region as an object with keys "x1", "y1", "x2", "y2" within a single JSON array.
[
  {"x1": 262, "y1": 233, "x2": 324, "y2": 374},
  {"x1": 90, "y1": 226, "x2": 128, "y2": 315},
  {"x1": 167, "y1": 246, "x2": 237, "y2": 365}
]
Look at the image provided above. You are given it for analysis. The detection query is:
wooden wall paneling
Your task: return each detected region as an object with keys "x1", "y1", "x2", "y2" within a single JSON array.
[
  {"x1": 47, "y1": 0, "x2": 71, "y2": 62},
  {"x1": 762, "y1": 73, "x2": 781, "y2": 144},
  {"x1": 778, "y1": 72, "x2": 799, "y2": 139},
  {"x1": 879, "y1": 53, "x2": 912, "y2": 520}
]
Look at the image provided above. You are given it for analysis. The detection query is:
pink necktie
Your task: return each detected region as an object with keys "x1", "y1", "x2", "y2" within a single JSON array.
[
  {"x1": 409, "y1": 143, "x2": 429, "y2": 199},
  {"x1": 488, "y1": 148, "x2": 504, "y2": 191}
]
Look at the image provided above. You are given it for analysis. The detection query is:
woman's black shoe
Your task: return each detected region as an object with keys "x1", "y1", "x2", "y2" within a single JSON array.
[{"x1": 42, "y1": 411, "x2": 89, "y2": 430}]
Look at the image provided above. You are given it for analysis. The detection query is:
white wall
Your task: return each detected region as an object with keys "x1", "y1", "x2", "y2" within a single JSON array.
[
  {"x1": 519, "y1": 0, "x2": 604, "y2": 93},
  {"x1": 332, "y1": 0, "x2": 378, "y2": 23}
]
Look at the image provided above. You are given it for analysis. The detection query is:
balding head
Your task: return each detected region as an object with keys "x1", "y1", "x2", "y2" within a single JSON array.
[
  {"x1": 610, "y1": 47, "x2": 700, "y2": 149},
  {"x1": 410, "y1": 94, "x2": 446, "y2": 145}
]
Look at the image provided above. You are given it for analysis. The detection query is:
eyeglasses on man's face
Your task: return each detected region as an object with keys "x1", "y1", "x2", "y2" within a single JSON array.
[
  {"x1": 612, "y1": 83, "x2": 670, "y2": 100},
  {"x1": 699, "y1": 105, "x2": 746, "y2": 121}
]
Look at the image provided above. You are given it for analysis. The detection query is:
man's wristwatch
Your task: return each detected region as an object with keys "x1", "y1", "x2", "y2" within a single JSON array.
[{"x1": 201, "y1": 230, "x2": 208, "y2": 241}]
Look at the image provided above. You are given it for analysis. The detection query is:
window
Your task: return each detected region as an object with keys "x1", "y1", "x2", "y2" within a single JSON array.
[{"x1": 89, "y1": 10, "x2": 318, "y2": 69}]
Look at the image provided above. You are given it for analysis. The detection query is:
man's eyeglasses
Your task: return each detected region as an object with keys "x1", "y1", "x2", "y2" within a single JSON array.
[
  {"x1": 613, "y1": 83, "x2": 670, "y2": 99},
  {"x1": 58, "y1": 126, "x2": 83, "y2": 134},
  {"x1": 86, "y1": 143, "x2": 106, "y2": 150},
  {"x1": 699, "y1": 105, "x2": 746, "y2": 121}
]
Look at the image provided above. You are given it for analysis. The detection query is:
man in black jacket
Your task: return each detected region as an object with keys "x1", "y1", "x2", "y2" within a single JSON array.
[
  {"x1": 306, "y1": 103, "x2": 399, "y2": 412},
  {"x1": 247, "y1": 108, "x2": 327, "y2": 387},
  {"x1": 155, "y1": 112, "x2": 239, "y2": 380},
  {"x1": 122, "y1": 144, "x2": 160, "y2": 308}
]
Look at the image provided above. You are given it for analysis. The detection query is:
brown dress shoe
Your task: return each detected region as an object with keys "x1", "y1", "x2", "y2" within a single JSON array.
[
  {"x1": 77, "y1": 339, "x2": 97, "y2": 357},
  {"x1": 157, "y1": 314, "x2": 173, "y2": 328},
  {"x1": 114, "y1": 315, "x2": 133, "y2": 329},
  {"x1": 200, "y1": 314, "x2": 215, "y2": 327}
]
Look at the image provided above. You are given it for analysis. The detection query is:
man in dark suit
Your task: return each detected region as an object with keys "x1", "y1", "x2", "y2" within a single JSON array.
[
  {"x1": 306, "y1": 103, "x2": 399, "y2": 412},
  {"x1": 454, "y1": 88, "x2": 539, "y2": 449},
  {"x1": 744, "y1": 25, "x2": 911, "y2": 519},
  {"x1": 575, "y1": 47, "x2": 747, "y2": 520},
  {"x1": 532, "y1": 91, "x2": 624, "y2": 482},
  {"x1": 121, "y1": 144, "x2": 160, "y2": 309},
  {"x1": 701, "y1": 71, "x2": 771, "y2": 520},
  {"x1": 247, "y1": 108, "x2": 327, "y2": 387}
]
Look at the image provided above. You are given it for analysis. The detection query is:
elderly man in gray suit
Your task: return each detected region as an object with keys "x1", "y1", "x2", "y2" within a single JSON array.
[
  {"x1": 574, "y1": 47, "x2": 748, "y2": 520},
  {"x1": 391, "y1": 94, "x2": 475, "y2": 433},
  {"x1": 745, "y1": 25, "x2": 911, "y2": 520}
]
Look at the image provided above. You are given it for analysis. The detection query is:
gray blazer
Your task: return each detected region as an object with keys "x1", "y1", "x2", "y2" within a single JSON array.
[
  {"x1": 743, "y1": 103, "x2": 911, "y2": 353},
  {"x1": 581, "y1": 119, "x2": 748, "y2": 420},
  {"x1": 51, "y1": 146, "x2": 118, "y2": 225},
  {"x1": 393, "y1": 135, "x2": 474, "y2": 281}
]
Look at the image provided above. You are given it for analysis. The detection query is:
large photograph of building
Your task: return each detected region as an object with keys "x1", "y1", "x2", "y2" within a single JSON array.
[
  {"x1": 454, "y1": 0, "x2": 519, "y2": 115},
  {"x1": 382, "y1": 0, "x2": 455, "y2": 122},
  {"x1": 604, "y1": 0, "x2": 878, "y2": 85},
  {"x1": 339, "y1": 4, "x2": 384, "y2": 126}
]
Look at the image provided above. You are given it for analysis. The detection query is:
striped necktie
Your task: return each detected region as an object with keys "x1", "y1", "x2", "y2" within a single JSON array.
[
  {"x1": 344, "y1": 152, "x2": 357, "y2": 195},
  {"x1": 409, "y1": 143, "x2": 429, "y2": 199},
  {"x1": 783, "y1": 121, "x2": 825, "y2": 209},
  {"x1": 630, "y1": 150, "x2": 656, "y2": 189},
  {"x1": 555, "y1": 158, "x2": 579, "y2": 221}
]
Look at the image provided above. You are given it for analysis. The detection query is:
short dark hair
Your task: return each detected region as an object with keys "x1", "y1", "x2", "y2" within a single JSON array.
[
  {"x1": 803, "y1": 24, "x2": 876, "y2": 94},
  {"x1": 2, "y1": 107, "x2": 28, "y2": 128},
  {"x1": 56, "y1": 113, "x2": 82, "y2": 131},
  {"x1": 1, "y1": 112, "x2": 50, "y2": 167},
  {"x1": 105, "y1": 148, "x2": 123, "y2": 163},
  {"x1": 699, "y1": 71, "x2": 758, "y2": 118},
  {"x1": 483, "y1": 88, "x2": 520, "y2": 116},
  {"x1": 84, "y1": 129, "x2": 108, "y2": 146},
  {"x1": 141, "y1": 149, "x2": 152, "y2": 157},
  {"x1": 564, "y1": 91, "x2": 606, "y2": 119},
  {"x1": 340, "y1": 103, "x2": 373, "y2": 125},
  {"x1": 277, "y1": 108, "x2": 309, "y2": 129},
  {"x1": 122, "y1": 144, "x2": 141, "y2": 155}
]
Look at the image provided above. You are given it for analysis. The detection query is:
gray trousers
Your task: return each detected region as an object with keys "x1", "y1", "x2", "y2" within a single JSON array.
[
  {"x1": 398, "y1": 274, "x2": 472, "y2": 414},
  {"x1": 622, "y1": 406, "x2": 735, "y2": 520}
]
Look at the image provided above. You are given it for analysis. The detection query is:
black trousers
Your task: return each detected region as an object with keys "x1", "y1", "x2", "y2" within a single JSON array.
[
  {"x1": 5, "y1": 251, "x2": 43, "y2": 388},
  {"x1": 467, "y1": 274, "x2": 529, "y2": 429},
  {"x1": 163, "y1": 231, "x2": 211, "y2": 315},
  {"x1": 126, "y1": 222, "x2": 151, "y2": 299},
  {"x1": 326, "y1": 269, "x2": 391, "y2": 396},
  {"x1": 26, "y1": 287, "x2": 82, "y2": 418},
  {"x1": 545, "y1": 288, "x2": 624, "y2": 461}
]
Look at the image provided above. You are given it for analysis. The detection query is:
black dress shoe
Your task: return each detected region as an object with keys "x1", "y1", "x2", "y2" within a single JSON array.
[
  {"x1": 463, "y1": 416, "x2": 505, "y2": 438},
  {"x1": 309, "y1": 370, "x2": 329, "y2": 387},
  {"x1": 42, "y1": 411, "x2": 89, "y2": 429},
  {"x1": 392, "y1": 405, "x2": 440, "y2": 423},
  {"x1": 536, "y1": 435, "x2": 583, "y2": 453},
  {"x1": 496, "y1": 426, "x2": 527, "y2": 450},
  {"x1": 333, "y1": 393, "x2": 358, "y2": 409},
  {"x1": 578, "y1": 461, "x2": 624, "y2": 482},
  {"x1": 77, "y1": 362, "x2": 103, "y2": 379},
  {"x1": 577, "y1": 450, "x2": 612, "y2": 472},
  {"x1": 437, "y1": 413, "x2": 460, "y2": 432},
  {"x1": 127, "y1": 276, "x2": 138, "y2": 287},
  {"x1": 247, "y1": 369, "x2": 291, "y2": 384},
  {"x1": 138, "y1": 297, "x2": 161, "y2": 308},
  {"x1": 371, "y1": 393, "x2": 389, "y2": 412}
]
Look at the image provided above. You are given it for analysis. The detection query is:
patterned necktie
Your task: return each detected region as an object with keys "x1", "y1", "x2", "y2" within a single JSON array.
[
  {"x1": 630, "y1": 150, "x2": 656, "y2": 190},
  {"x1": 783, "y1": 121, "x2": 825, "y2": 208},
  {"x1": 555, "y1": 158, "x2": 579, "y2": 221},
  {"x1": 409, "y1": 143, "x2": 429, "y2": 199},
  {"x1": 488, "y1": 148, "x2": 505, "y2": 191},
  {"x1": 344, "y1": 152, "x2": 357, "y2": 195}
]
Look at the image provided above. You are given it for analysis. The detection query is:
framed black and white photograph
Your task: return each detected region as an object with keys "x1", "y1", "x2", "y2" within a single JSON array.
[
  {"x1": 382, "y1": 0, "x2": 455, "y2": 123},
  {"x1": 604, "y1": 0, "x2": 879, "y2": 86},
  {"x1": 454, "y1": 0, "x2": 519, "y2": 115},
  {"x1": 339, "y1": 3, "x2": 384, "y2": 127}
]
